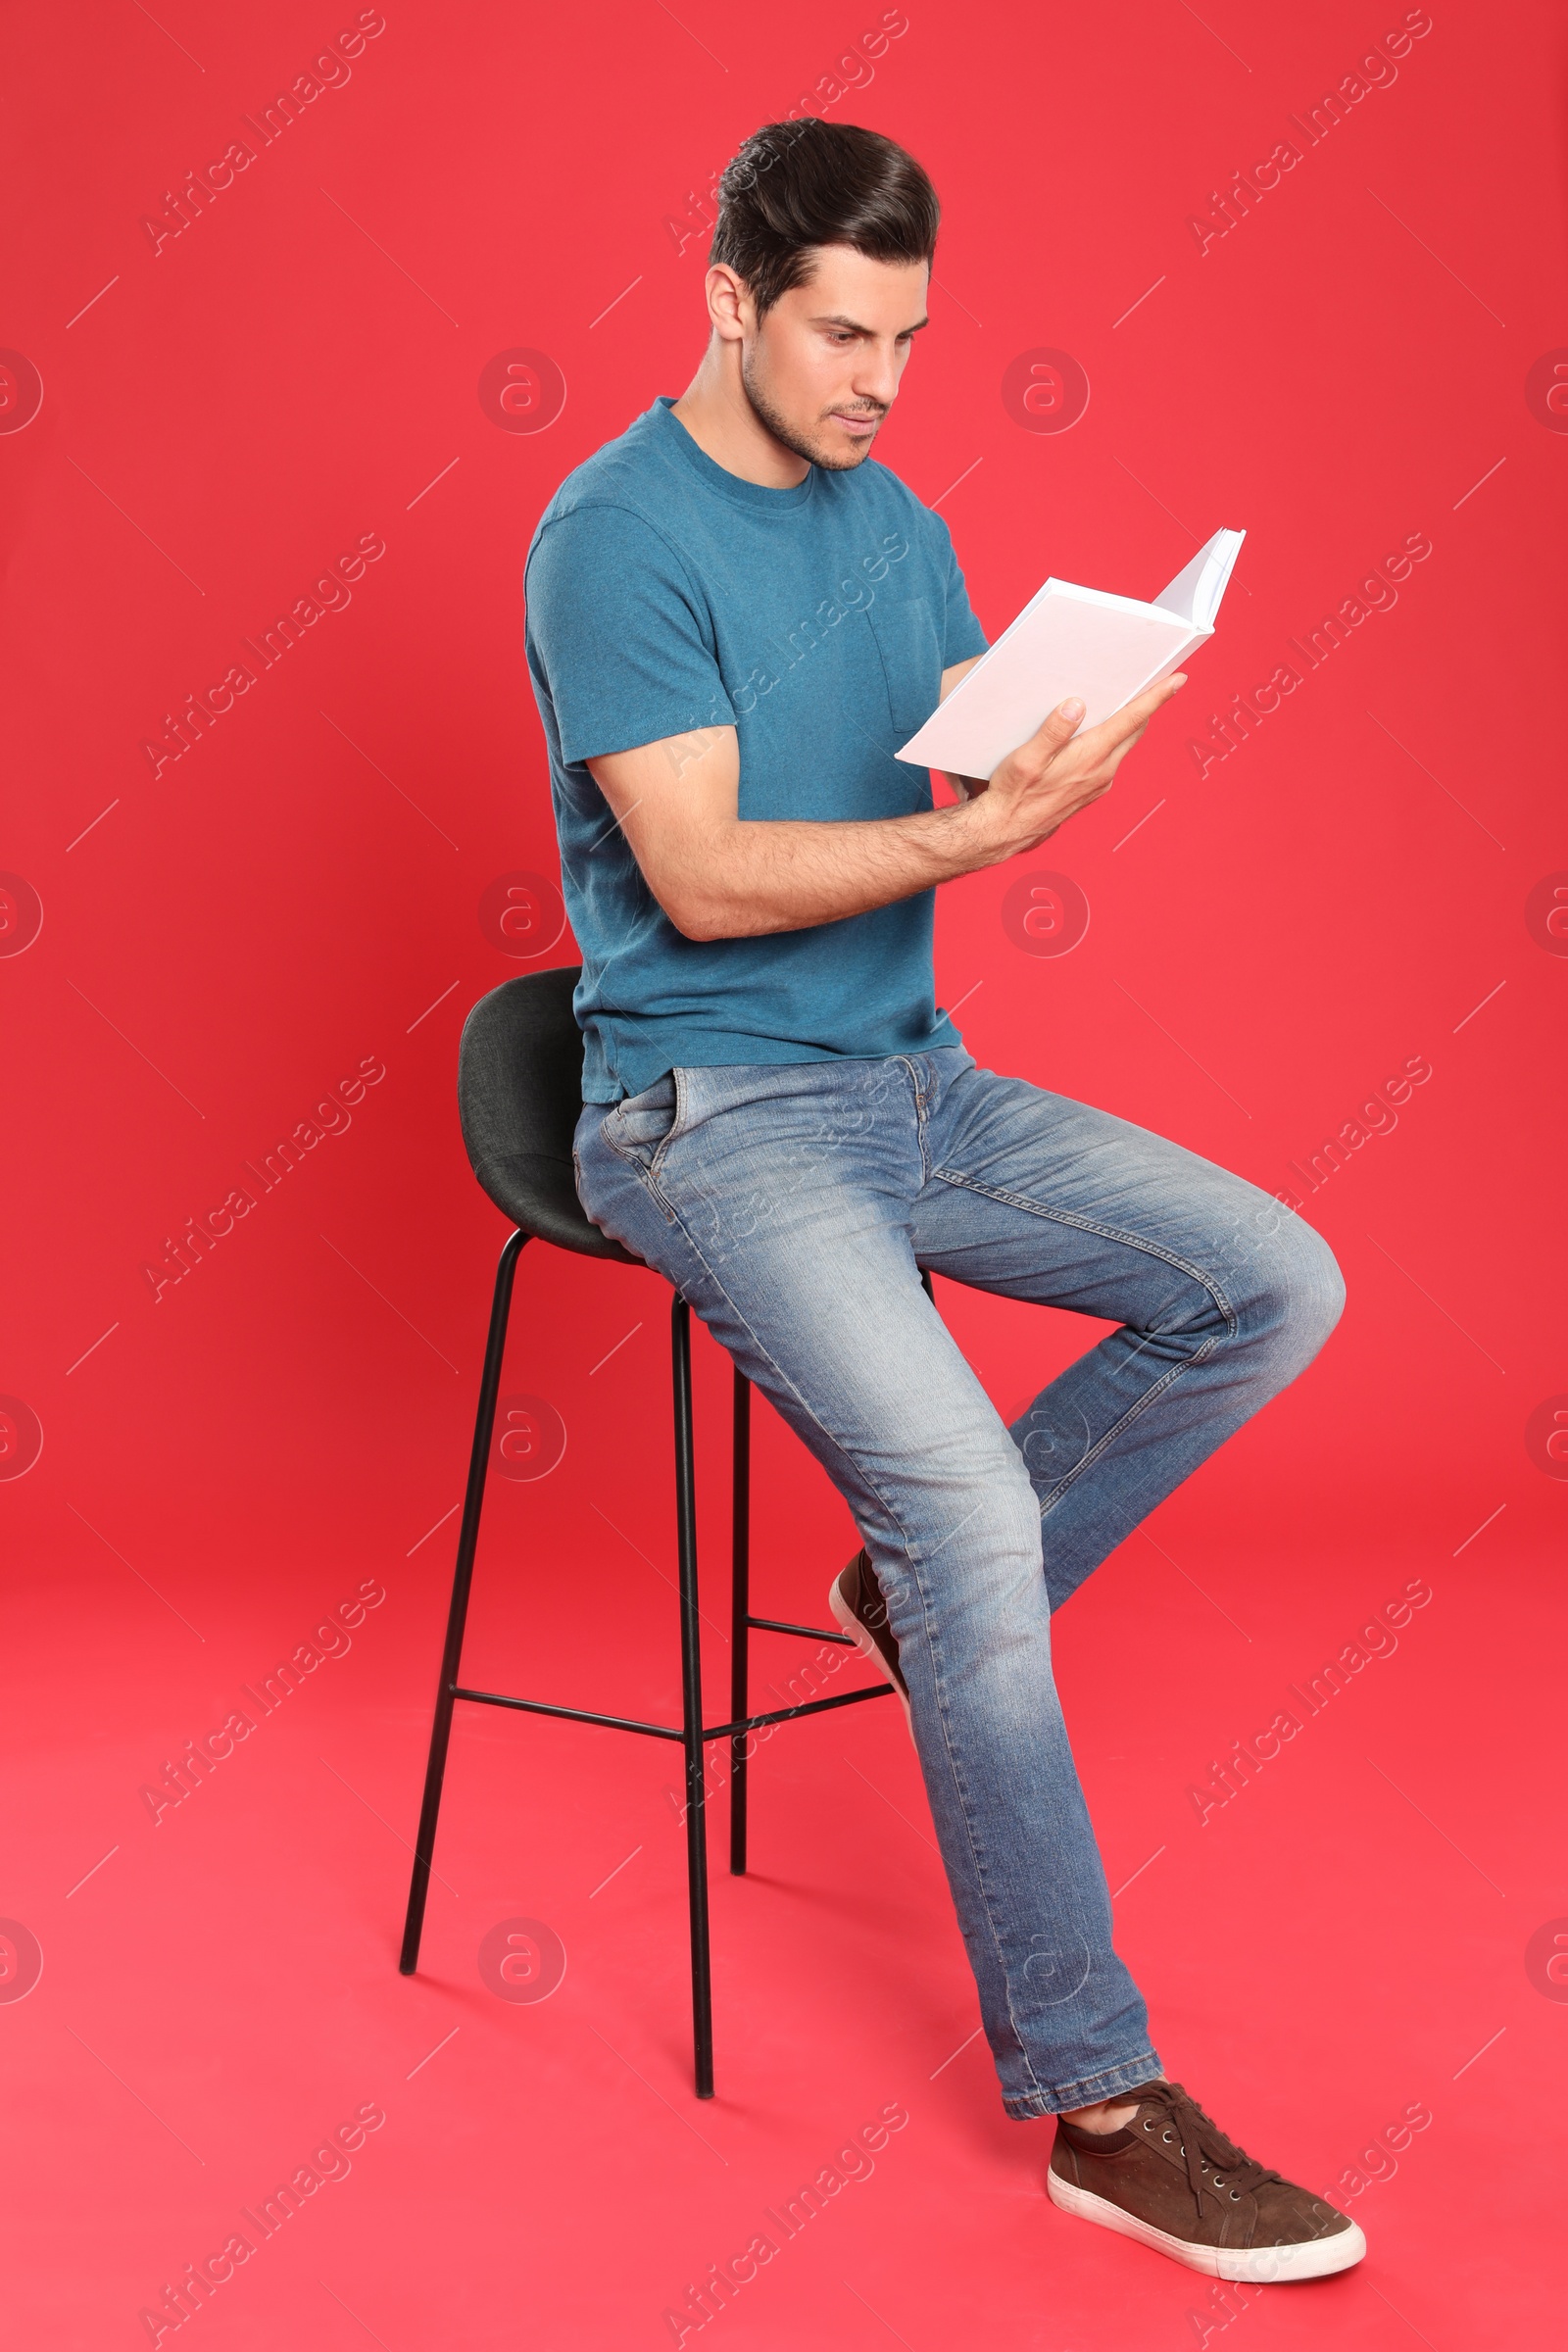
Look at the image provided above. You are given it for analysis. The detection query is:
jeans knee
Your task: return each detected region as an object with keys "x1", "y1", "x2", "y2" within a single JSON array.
[
  {"x1": 1312, "y1": 1228, "x2": 1348, "y2": 1334},
  {"x1": 950, "y1": 1458, "x2": 1039, "y2": 1559},
  {"x1": 1244, "y1": 1214, "x2": 1345, "y2": 1367},
  {"x1": 885, "y1": 1452, "x2": 1043, "y2": 1622}
]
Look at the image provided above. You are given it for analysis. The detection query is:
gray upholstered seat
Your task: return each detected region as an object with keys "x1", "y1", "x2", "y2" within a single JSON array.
[{"x1": 457, "y1": 964, "x2": 638, "y2": 1263}]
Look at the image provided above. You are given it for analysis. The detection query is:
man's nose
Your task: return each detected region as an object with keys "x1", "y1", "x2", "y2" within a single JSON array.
[{"x1": 852, "y1": 345, "x2": 901, "y2": 407}]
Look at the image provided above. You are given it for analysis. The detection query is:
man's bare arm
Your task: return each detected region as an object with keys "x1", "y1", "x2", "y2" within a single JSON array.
[{"x1": 586, "y1": 660, "x2": 1186, "y2": 942}]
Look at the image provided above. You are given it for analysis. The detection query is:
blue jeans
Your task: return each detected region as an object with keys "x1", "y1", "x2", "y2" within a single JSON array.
[{"x1": 573, "y1": 1049, "x2": 1345, "y2": 2117}]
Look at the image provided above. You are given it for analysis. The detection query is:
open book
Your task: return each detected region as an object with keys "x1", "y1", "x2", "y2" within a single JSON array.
[{"x1": 898, "y1": 527, "x2": 1246, "y2": 777}]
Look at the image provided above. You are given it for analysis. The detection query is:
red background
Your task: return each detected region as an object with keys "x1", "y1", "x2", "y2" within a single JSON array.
[{"x1": 3, "y1": 1, "x2": 1564, "y2": 2345}]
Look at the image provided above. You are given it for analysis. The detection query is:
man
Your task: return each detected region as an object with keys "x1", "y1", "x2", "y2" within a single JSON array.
[{"x1": 525, "y1": 119, "x2": 1360, "y2": 2283}]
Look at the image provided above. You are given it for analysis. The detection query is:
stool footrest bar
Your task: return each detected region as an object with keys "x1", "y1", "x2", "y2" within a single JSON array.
[
  {"x1": 448, "y1": 1679, "x2": 899, "y2": 1746},
  {"x1": 451, "y1": 1686, "x2": 684, "y2": 1740},
  {"x1": 747, "y1": 1614, "x2": 855, "y2": 1647},
  {"x1": 702, "y1": 1682, "x2": 895, "y2": 1740}
]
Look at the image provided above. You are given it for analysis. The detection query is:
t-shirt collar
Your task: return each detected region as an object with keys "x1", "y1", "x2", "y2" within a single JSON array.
[{"x1": 650, "y1": 395, "x2": 819, "y2": 514}]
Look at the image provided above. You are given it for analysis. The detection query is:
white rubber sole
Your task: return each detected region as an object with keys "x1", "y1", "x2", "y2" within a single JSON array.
[
  {"x1": 1047, "y1": 2168, "x2": 1367, "y2": 2281},
  {"x1": 828, "y1": 1570, "x2": 913, "y2": 1740}
]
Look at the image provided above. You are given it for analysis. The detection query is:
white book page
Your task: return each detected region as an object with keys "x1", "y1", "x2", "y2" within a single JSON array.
[
  {"x1": 898, "y1": 587, "x2": 1200, "y2": 776},
  {"x1": 1152, "y1": 527, "x2": 1246, "y2": 629},
  {"x1": 898, "y1": 525, "x2": 1245, "y2": 777}
]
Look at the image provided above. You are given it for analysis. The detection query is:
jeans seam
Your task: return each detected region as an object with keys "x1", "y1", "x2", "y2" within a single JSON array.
[
  {"x1": 929, "y1": 1168, "x2": 1242, "y2": 1325},
  {"x1": 647, "y1": 1068, "x2": 691, "y2": 1184},
  {"x1": 906, "y1": 1546, "x2": 1054, "y2": 2106},
  {"x1": 603, "y1": 1126, "x2": 665, "y2": 1193},
  {"x1": 894, "y1": 1056, "x2": 931, "y2": 1185},
  {"x1": 930, "y1": 1168, "x2": 1239, "y2": 1514},
  {"x1": 600, "y1": 1079, "x2": 687, "y2": 1191},
  {"x1": 1036, "y1": 1342, "x2": 1222, "y2": 1515},
  {"x1": 1004, "y1": 2050, "x2": 1164, "y2": 2117}
]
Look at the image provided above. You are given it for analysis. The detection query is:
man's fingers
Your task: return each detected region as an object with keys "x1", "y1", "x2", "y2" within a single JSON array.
[
  {"x1": 1126, "y1": 670, "x2": 1188, "y2": 725},
  {"x1": 1026, "y1": 696, "x2": 1087, "y2": 758},
  {"x1": 1001, "y1": 673, "x2": 1185, "y2": 789},
  {"x1": 1102, "y1": 672, "x2": 1187, "y2": 745},
  {"x1": 1104, "y1": 671, "x2": 1187, "y2": 738},
  {"x1": 1068, "y1": 672, "x2": 1187, "y2": 767}
]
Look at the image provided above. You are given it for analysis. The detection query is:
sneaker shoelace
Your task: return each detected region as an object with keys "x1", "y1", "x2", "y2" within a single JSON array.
[{"x1": 1136, "y1": 2082, "x2": 1285, "y2": 2215}]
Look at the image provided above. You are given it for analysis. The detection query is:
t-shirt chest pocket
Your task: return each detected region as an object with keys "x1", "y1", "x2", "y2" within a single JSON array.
[{"x1": 866, "y1": 598, "x2": 942, "y2": 735}]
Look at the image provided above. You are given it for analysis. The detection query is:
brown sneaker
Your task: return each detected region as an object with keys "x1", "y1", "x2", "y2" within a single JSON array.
[
  {"x1": 828, "y1": 1548, "x2": 911, "y2": 1734},
  {"x1": 1048, "y1": 2082, "x2": 1365, "y2": 2281}
]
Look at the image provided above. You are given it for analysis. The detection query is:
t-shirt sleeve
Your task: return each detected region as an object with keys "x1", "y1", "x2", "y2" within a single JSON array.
[
  {"x1": 525, "y1": 503, "x2": 736, "y2": 766},
  {"x1": 934, "y1": 515, "x2": 989, "y2": 667}
]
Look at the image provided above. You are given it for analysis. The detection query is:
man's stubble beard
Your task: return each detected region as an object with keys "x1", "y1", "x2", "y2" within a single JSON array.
[{"x1": 741, "y1": 343, "x2": 882, "y2": 473}]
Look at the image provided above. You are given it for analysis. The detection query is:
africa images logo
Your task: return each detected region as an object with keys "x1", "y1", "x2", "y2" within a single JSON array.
[
  {"x1": 477, "y1": 350, "x2": 566, "y2": 435},
  {"x1": 0, "y1": 350, "x2": 44, "y2": 434},
  {"x1": 1002, "y1": 348, "x2": 1090, "y2": 435},
  {"x1": 1002, "y1": 870, "x2": 1091, "y2": 956},
  {"x1": 0, "y1": 1920, "x2": 44, "y2": 2003},
  {"x1": 0, "y1": 1397, "x2": 45, "y2": 1481},
  {"x1": 0, "y1": 872, "x2": 44, "y2": 955},
  {"x1": 477, "y1": 1918, "x2": 567, "y2": 2003}
]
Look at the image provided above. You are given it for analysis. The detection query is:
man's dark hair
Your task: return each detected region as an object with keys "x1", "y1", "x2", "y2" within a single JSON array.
[{"x1": 710, "y1": 120, "x2": 939, "y2": 318}]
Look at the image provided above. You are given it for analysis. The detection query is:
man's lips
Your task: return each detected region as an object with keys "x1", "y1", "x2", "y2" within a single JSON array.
[{"x1": 830, "y1": 411, "x2": 881, "y2": 435}]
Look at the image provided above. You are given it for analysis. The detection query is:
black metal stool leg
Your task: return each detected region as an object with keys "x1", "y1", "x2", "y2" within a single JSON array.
[
  {"x1": 729, "y1": 1368, "x2": 751, "y2": 1876},
  {"x1": 399, "y1": 1228, "x2": 527, "y2": 1975},
  {"x1": 670, "y1": 1294, "x2": 715, "y2": 2097}
]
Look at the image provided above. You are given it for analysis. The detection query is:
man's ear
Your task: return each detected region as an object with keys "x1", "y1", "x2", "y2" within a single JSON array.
[{"x1": 706, "y1": 264, "x2": 751, "y2": 344}]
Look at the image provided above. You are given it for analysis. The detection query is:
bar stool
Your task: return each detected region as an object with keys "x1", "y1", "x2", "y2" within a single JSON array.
[{"x1": 398, "y1": 964, "x2": 898, "y2": 2097}]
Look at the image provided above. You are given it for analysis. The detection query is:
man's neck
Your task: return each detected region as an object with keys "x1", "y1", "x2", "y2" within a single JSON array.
[{"x1": 671, "y1": 346, "x2": 809, "y2": 490}]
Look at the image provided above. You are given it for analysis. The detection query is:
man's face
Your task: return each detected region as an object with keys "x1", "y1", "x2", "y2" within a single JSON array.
[{"x1": 739, "y1": 245, "x2": 929, "y2": 471}]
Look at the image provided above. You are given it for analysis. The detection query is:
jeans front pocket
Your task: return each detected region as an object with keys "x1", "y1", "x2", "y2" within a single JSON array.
[
  {"x1": 867, "y1": 597, "x2": 943, "y2": 735},
  {"x1": 602, "y1": 1072, "x2": 682, "y2": 1171}
]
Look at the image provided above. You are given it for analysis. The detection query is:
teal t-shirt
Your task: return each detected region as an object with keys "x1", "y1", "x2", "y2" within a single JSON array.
[{"x1": 523, "y1": 396, "x2": 989, "y2": 1102}]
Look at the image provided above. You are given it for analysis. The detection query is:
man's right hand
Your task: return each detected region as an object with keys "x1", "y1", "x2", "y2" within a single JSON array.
[{"x1": 970, "y1": 670, "x2": 1189, "y2": 861}]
